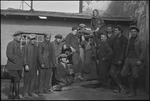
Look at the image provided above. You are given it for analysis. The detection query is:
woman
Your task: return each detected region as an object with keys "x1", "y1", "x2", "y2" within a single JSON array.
[{"x1": 91, "y1": 9, "x2": 105, "y2": 45}]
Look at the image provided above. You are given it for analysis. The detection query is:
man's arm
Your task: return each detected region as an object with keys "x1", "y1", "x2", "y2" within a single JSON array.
[
  {"x1": 139, "y1": 40, "x2": 146, "y2": 62},
  {"x1": 104, "y1": 43, "x2": 113, "y2": 60},
  {"x1": 6, "y1": 42, "x2": 15, "y2": 63},
  {"x1": 38, "y1": 43, "x2": 44, "y2": 65}
]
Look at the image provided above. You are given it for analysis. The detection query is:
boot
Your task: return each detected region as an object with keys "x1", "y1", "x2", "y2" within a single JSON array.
[
  {"x1": 8, "y1": 82, "x2": 15, "y2": 99},
  {"x1": 128, "y1": 90, "x2": 136, "y2": 97},
  {"x1": 14, "y1": 82, "x2": 20, "y2": 99}
]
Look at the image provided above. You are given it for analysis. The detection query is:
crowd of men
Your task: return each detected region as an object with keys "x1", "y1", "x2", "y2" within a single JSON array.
[{"x1": 5, "y1": 9, "x2": 146, "y2": 99}]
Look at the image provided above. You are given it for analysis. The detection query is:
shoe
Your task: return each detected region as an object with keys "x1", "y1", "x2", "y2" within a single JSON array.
[
  {"x1": 14, "y1": 96, "x2": 20, "y2": 100},
  {"x1": 113, "y1": 89, "x2": 120, "y2": 93},
  {"x1": 8, "y1": 94, "x2": 15, "y2": 99},
  {"x1": 28, "y1": 93, "x2": 38, "y2": 97},
  {"x1": 23, "y1": 93, "x2": 29, "y2": 98},
  {"x1": 120, "y1": 88, "x2": 126, "y2": 94},
  {"x1": 44, "y1": 90, "x2": 52, "y2": 94},
  {"x1": 128, "y1": 91, "x2": 136, "y2": 97},
  {"x1": 38, "y1": 93, "x2": 45, "y2": 96}
]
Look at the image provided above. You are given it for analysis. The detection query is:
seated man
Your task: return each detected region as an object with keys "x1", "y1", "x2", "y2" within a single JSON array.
[{"x1": 52, "y1": 51, "x2": 74, "y2": 91}]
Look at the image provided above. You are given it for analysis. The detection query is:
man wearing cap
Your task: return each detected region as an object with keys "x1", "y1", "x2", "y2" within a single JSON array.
[
  {"x1": 109, "y1": 25, "x2": 128, "y2": 93},
  {"x1": 65, "y1": 27, "x2": 83, "y2": 81},
  {"x1": 23, "y1": 34, "x2": 38, "y2": 98},
  {"x1": 121, "y1": 26, "x2": 146, "y2": 97},
  {"x1": 38, "y1": 34, "x2": 56, "y2": 96},
  {"x1": 6, "y1": 31, "x2": 24, "y2": 99},
  {"x1": 51, "y1": 34, "x2": 64, "y2": 85}
]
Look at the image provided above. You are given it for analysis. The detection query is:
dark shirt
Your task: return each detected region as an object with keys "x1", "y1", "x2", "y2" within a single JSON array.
[{"x1": 127, "y1": 37, "x2": 138, "y2": 58}]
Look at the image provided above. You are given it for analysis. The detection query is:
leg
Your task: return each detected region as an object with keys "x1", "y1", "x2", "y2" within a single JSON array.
[
  {"x1": 8, "y1": 77, "x2": 15, "y2": 99},
  {"x1": 44, "y1": 68, "x2": 52, "y2": 94},
  {"x1": 128, "y1": 58, "x2": 140, "y2": 97},
  {"x1": 38, "y1": 68, "x2": 45, "y2": 95}
]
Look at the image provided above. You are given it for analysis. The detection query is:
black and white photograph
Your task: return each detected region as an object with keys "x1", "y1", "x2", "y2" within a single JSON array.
[{"x1": 1, "y1": 0, "x2": 149, "y2": 100}]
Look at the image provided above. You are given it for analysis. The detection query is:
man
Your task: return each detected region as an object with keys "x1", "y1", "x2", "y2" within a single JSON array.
[
  {"x1": 6, "y1": 31, "x2": 24, "y2": 99},
  {"x1": 65, "y1": 27, "x2": 83, "y2": 81},
  {"x1": 38, "y1": 34, "x2": 56, "y2": 96},
  {"x1": 97, "y1": 33, "x2": 113, "y2": 87},
  {"x1": 51, "y1": 34, "x2": 64, "y2": 85},
  {"x1": 109, "y1": 25, "x2": 128, "y2": 93},
  {"x1": 23, "y1": 34, "x2": 38, "y2": 98},
  {"x1": 121, "y1": 26, "x2": 146, "y2": 97}
]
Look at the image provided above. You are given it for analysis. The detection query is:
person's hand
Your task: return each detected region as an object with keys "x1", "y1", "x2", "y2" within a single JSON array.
[
  {"x1": 41, "y1": 64, "x2": 45, "y2": 69},
  {"x1": 117, "y1": 61, "x2": 122, "y2": 65},
  {"x1": 137, "y1": 61, "x2": 141, "y2": 65},
  {"x1": 102, "y1": 57, "x2": 105, "y2": 61},
  {"x1": 70, "y1": 47, "x2": 76, "y2": 53},
  {"x1": 95, "y1": 28, "x2": 99, "y2": 32},
  {"x1": 25, "y1": 65, "x2": 29, "y2": 71},
  {"x1": 96, "y1": 60, "x2": 99, "y2": 64}
]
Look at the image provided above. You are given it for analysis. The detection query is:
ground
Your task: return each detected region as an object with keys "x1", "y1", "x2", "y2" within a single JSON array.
[{"x1": 1, "y1": 79, "x2": 149, "y2": 100}]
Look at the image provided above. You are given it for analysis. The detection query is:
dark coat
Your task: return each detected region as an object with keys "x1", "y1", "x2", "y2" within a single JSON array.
[
  {"x1": 6, "y1": 40, "x2": 24, "y2": 70},
  {"x1": 55, "y1": 62, "x2": 71, "y2": 81},
  {"x1": 97, "y1": 41, "x2": 113, "y2": 60},
  {"x1": 23, "y1": 43, "x2": 38, "y2": 71},
  {"x1": 125, "y1": 36, "x2": 146, "y2": 62},
  {"x1": 106, "y1": 32, "x2": 116, "y2": 49},
  {"x1": 112, "y1": 34, "x2": 128, "y2": 64},
  {"x1": 38, "y1": 41, "x2": 56, "y2": 68},
  {"x1": 65, "y1": 33, "x2": 80, "y2": 53},
  {"x1": 91, "y1": 16, "x2": 105, "y2": 31}
]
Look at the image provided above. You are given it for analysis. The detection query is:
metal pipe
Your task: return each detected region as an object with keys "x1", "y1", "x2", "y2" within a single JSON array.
[{"x1": 79, "y1": 0, "x2": 83, "y2": 13}]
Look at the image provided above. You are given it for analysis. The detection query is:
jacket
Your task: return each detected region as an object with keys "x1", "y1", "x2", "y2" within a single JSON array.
[
  {"x1": 6, "y1": 40, "x2": 24, "y2": 70},
  {"x1": 65, "y1": 33, "x2": 80, "y2": 53},
  {"x1": 112, "y1": 34, "x2": 128, "y2": 64},
  {"x1": 38, "y1": 41, "x2": 56, "y2": 68},
  {"x1": 23, "y1": 43, "x2": 38, "y2": 70},
  {"x1": 51, "y1": 40, "x2": 64, "y2": 64},
  {"x1": 97, "y1": 41, "x2": 113, "y2": 60},
  {"x1": 125, "y1": 36, "x2": 146, "y2": 62}
]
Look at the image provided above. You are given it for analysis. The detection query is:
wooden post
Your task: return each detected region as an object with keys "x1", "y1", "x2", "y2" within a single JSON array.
[{"x1": 79, "y1": 0, "x2": 83, "y2": 13}]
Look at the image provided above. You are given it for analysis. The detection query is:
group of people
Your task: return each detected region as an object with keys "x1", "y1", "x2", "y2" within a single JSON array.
[{"x1": 5, "y1": 9, "x2": 146, "y2": 100}]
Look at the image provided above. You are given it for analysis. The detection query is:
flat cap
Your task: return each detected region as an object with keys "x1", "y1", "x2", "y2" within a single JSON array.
[
  {"x1": 79, "y1": 23, "x2": 86, "y2": 28},
  {"x1": 129, "y1": 25, "x2": 140, "y2": 32},
  {"x1": 13, "y1": 31, "x2": 23, "y2": 36},
  {"x1": 55, "y1": 34, "x2": 63, "y2": 39}
]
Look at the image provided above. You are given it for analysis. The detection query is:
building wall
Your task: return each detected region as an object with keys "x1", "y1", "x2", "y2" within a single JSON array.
[{"x1": 1, "y1": 18, "x2": 91, "y2": 65}]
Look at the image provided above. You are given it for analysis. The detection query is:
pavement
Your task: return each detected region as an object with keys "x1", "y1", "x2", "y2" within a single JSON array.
[{"x1": 1, "y1": 79, "x2": 149, "y2": 100}]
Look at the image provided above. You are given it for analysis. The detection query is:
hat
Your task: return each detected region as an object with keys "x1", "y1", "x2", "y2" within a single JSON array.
[
  {"x1": 79, "y1": 23, "x2": 86, "y2": 28},
  {"x1": 13, "y1": 31, "x2": 23, "y2": 36},
  {"x1": 55, "y1": 34, "x2": 62, "y2": 39},
  {"x1": 28, "y1": 34, "x2": 36, "y2": 40},
  {"x1": 129, "y1": 25, "x2": 140, "y2": 32}
]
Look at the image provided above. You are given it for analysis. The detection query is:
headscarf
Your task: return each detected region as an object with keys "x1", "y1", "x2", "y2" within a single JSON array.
[{"x1": 92, "y1": 9, "x2": 100, "y2": 18}]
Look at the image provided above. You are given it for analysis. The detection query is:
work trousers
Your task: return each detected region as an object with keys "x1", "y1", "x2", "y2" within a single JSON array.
[
  {"x1": 23, "y1": 68, "x2": 37, "y2": 94},
  {"x1": 38, "y1": 68, "x2": 52, "y2": 93},
  {"x1": 109, "y1": 63, "x2": 123, "y2": 86},
  {"x1": 98, "y1": 60, "x2": 109, "y2": 85},
  {"x1": 72, "y1": 51, "x2": 82, "y2": 74},
  {"x1": 121, "y1": 58, "x2": 141, "y2": 91}
]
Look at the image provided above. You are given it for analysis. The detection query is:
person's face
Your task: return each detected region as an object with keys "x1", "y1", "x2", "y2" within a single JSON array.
[
  {"x1": 107, "y1": 27, "x2": 113, "y2": 34},
  {"x1": 45, "y1": 35, "x2": 51, "y2": 43},
  {"x1": 72, "y1": 29, "x2": 77, "y2": 35},
  {"x1": 101, "y1": 35, "x2": 107, "y2": 42},
  {"x1": 56, "y1": 38, "x2": 61, "y2": 43},
  {"x1": 130, "y1": 29, "x2": 138, "y2": 37},
  {"x1": 114, "y1": 28, "x2": 121, "y2": 35},
  {"x1": 30, "y1": 39, "x2": 36, "y2": 44},
  {"x1": 14, "y1": 35, "x2": 21, "y2": 42},
  {"x1": 93, "y1": 10, "x2": 98, "y2": 17}
]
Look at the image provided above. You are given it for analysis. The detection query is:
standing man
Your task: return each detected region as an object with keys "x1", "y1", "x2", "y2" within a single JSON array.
[
  {"x1": 121, "y1": 26, "x2": 146, "y2": 97},
  {"x1": 109, "y1": 25, "x2": 128, "y2": 93},
  {"x1": 97, "y1": 33, "x2": 113, "y2": 87},
  {"x1": 38, "y1": 34, "x2": 56, "y2": 96},
  {"x1": 51, "y1": 34, "x2": 64, "y2": 85},
  {"x1": 6, "y1": 31, "x2": 24, "y2": 99},
  {"x1": 65, "y1": 27, "x2": 83, "y2": 81},
  {"x1": 23, "y1": 35, "x2": 38, "y2": 98}
]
